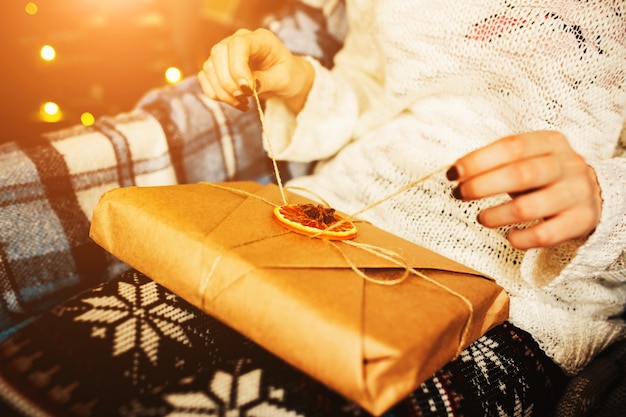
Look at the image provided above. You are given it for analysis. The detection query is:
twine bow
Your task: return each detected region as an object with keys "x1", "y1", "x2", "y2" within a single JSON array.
[{"x1": 200, "y1": 88, "x2": 475, "y2": 358}]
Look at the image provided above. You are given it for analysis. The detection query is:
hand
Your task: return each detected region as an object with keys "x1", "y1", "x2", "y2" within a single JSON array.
[
  {"x1": 197, "y1": 28, "x2": 314, "y2": 113},
  {"x1": 446, "y1": 131, "x2": 603, "y2": 250}
]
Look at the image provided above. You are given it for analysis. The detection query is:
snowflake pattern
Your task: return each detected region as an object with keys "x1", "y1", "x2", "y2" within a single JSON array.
[
  {"x1": 162, "y1": 361, "x2": 304, "y2": 417},
  {"x1": 0, "y1": 268, "x2": 563, "y2": 417},
  {"x1": 74, "y1": 276, "x2": 195, "y2": 367}
]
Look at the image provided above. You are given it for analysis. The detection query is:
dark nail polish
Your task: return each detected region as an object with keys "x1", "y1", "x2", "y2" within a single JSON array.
[
  {"x1": 255, "y1": 78, "x2": 261, "y2": 92},
  {"x1": 446, "y1": 165, "x2": 459, "y2": 181},
  {"x1": 240, "y1": 83, "x2": 253, "y2": 96},
  {"x1": 235, "y1": 103, "x2": 249, "y2": 112},
  {"x1": 452, "y1": 186, "x2": 463, "y2": 200},
  {"x1": 234, "y1": 93, "x2": 249, "y2": 105}
]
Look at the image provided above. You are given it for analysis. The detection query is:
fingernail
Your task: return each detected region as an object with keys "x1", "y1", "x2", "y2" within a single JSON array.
[
  {"x1": 235, "y1": 103, "x2": 249, "y2": 112},
  {"x1": 452, "y1": 186, "x2": 463, "y2": 200},
  {"x1": 255, "y1": 78, "x2": 261, "y2": 92},
  {"x1": 446, "y1": 165, "x2": 459, "y2": 181},
  {"x1": 239, "y1": 80, "x2": 253, "y2": 96}
]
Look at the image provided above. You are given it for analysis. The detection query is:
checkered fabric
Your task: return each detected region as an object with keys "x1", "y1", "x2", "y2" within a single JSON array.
[
  {"x1": 3, "y1": 1, "x2": 622, "y2": 415},
  {"x1": 0, "y1": 77, "x2": 269, "y2": 341},
  {"x1": 0, "y1": 0, "x2": 347, "y2": 342},
  {"x1": 266, "y1": 0, "x2": 347, "y2": 69}
]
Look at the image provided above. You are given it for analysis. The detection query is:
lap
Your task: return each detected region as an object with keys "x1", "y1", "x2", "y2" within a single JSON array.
[{"x1": 0, "y1": 269, "x2": 567, "y2": 417}]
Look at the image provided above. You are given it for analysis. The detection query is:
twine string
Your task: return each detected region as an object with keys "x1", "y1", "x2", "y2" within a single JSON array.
[
  {"x1": 253, "y1": 89, "x2": 287, "y2": 205},
  {"x1": 199, "y1": 255, "x2": 222, "y2": 311},
  {"x1": 331, "y1": 239, "x2": 473, "y2": 356},
  {"x1": 243, "y1": 87, "x2": 475, "y2": 355},
  {"x1": 350, "y1": 164, "x2": 451, "y2": 219},
  {"x1": 283, "y1": 186, "x2": 333, "y2": 208},
  {"x1": 251, "y1": 87, "x2": 451, "y2": 221},
  {"x1": 333, "y1": 240, "x2": 410, "y2": 286}
]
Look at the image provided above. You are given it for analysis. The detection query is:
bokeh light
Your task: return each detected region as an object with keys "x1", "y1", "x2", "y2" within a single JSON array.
[
  {"x1": 165, "y1": 66, "x2": 182, "y2": 84},
  {"x1": 40, "y1": 101, "x2": 62, "y2": 123},
  {"x1": 25, "y1": 2, "x2": 38, "y2": 16},
  {"x1": 40, "y1": 45, "x2": 56, "y2": 61},
  {"x1": 80, "y1": 112, "x2": 96, "y2": 126},
  {"x1": 3, "y1": 1, "x2": 282, "y2": 141}
]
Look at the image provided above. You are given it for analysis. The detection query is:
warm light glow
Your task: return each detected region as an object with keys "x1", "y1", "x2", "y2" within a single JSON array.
[
  {"x1": 42, "y1": 101, "x2": 59, "y2": 115},
  {"x1": 40, "y1": 101, "x2": 62, "y2": 123},
  {"x1": 40, "y1": 45, "x2": 56, "y2": 61},
  {"x1": 80, "y1": 112, "x2": 96, "y2": 126},
  {"x1": 25, "y1": 2, "x2": 38, "y2": 15},
  {"x1": 165, "y1": 66, "x2": 182, "y2": 84}
]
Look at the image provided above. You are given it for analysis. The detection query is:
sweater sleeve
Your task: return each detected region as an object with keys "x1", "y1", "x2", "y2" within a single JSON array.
[
  {"x1": 262, "y1": 57, "x2": 360, "y2": 162},
  {"x1": 521, "y1": 125, "x2": 626, "y2": 289},
  {"x1": 262, "y1": 0, "x2": 391, "y2": 162}
]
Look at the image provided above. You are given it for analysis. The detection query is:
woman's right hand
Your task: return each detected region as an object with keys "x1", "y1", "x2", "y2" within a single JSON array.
[{"x1": 198, "y1": 28, "x2": 315, "y2": 113}]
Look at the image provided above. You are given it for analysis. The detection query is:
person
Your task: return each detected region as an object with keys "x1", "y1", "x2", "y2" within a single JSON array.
[
  {"x1": 0, "y1": 1, "x2": 624, "y2": 416},
  {"x1": 195, "y1": 0, "x2": 626, "y2": 415}
]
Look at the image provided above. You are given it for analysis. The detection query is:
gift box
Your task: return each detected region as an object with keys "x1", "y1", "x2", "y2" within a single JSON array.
[{"x1": 90, "y1": 181, "x2": 509, "y2": 415}]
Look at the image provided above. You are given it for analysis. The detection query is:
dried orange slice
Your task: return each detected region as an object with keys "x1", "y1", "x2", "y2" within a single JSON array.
[{"x1": 273, "y1": 203, "x2": 357, "y2": 240}]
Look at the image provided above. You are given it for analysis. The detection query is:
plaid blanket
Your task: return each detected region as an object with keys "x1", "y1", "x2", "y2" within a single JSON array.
[
  {"x1": 0, "y1": 77, "x2": 269, "y2": 341},
  {"x1": 1, "y1": 1, "x2": 625, "y2": 415},
  {"x1": 0, "y1": 0, "x2": 348, "y2": 342}
]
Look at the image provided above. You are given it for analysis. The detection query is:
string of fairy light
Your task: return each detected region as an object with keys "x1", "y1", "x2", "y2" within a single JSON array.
[{"x1": 24, "y1": 1, "x2": 184, "y2": 127}]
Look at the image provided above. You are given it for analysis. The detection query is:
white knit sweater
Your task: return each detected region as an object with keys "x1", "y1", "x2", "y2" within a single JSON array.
[{"x1": 264, "y1": 0, "x2": 626, "y2": 375}]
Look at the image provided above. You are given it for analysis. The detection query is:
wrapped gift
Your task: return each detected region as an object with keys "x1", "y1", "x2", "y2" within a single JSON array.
[{"x1": 90, "y1": 181, "x2": 509, "y2": 415}]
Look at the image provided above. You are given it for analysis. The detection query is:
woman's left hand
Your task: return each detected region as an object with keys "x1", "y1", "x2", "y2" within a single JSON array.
[{"x1": 446, "y1": 131, "x2": 603, "y2": 250}]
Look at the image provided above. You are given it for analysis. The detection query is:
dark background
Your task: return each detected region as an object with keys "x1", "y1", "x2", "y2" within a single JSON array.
[{"x1": 0, "y1": 0, "x2": 289, "y2": 142}]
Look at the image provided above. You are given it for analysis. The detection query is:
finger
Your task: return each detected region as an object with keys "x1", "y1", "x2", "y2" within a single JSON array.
[
  {"x1": 225, "y1": 29, "x2": 259, "y2": 92},
  {"x1": 205, "y1": 46, "x2": 238, "y2": 99},
  {"x1": 477, "y1": 180, "x2": 585, "y2": 228},
  {"x1": 456, "y1": 154, "x2": 561, "y2": 200},
  {"x1": 203, "y1": 58, "x2": 248, "y2": 111},
  {"x1": 209, "y1": 39, "x2": 247, "y2": 95},
  {"x1": 197, "y1": 70, "x2": 216, "y2": 97},
  {"x1": 451, "y1": 131, "x2": 569, "y2": 181},
  {"x1": 226, "y1": 28, "x2": 285, "y2": 94},
  {"x1": 506, "y1": 207, "x2": 598, "y2": 250}
]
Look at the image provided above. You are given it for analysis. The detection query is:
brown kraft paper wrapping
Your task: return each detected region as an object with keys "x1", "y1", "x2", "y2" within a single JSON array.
[{"x1": 89, "y1": 181, "x2": 510, "y2": 416}]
